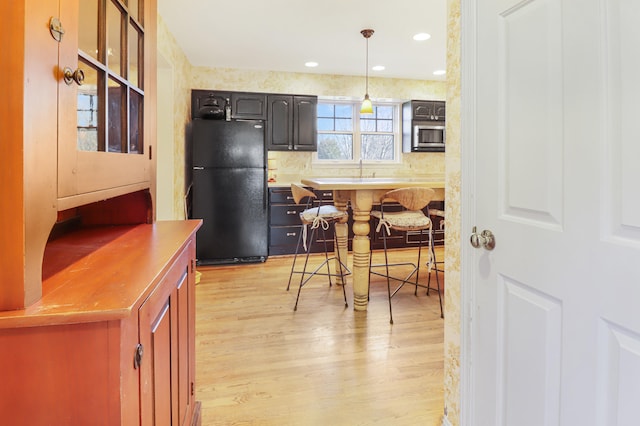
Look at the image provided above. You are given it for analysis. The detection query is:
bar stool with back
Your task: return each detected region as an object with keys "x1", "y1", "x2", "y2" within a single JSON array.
[
  {"x1": 286, "y1": 184, "x2": 351, "y2": 311},
  {"x1": 369, "y1": 187, "x2": 444, "y2": 323}
]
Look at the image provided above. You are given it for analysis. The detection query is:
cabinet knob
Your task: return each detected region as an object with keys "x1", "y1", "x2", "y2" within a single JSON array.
[{"x1": 63, "y1": 67, "x2": 85, "y2": 86}]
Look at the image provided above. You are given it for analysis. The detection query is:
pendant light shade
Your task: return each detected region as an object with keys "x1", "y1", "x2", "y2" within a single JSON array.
[{"x1": 360, "y1": 29, "x2": 374, "y2": 114}]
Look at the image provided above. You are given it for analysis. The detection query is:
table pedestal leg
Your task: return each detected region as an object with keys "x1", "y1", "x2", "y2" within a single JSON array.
[{"x1": 350, "y1": 190, "x2": 374, "y2": 311}]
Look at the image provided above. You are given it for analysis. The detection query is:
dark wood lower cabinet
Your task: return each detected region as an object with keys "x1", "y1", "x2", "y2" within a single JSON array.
[
  {"x1": 268, "y1": 186, "x2": 445, "y2": 256},
  {"x1": 0, "y1": 221, "x2": 202, "y2": 425}
]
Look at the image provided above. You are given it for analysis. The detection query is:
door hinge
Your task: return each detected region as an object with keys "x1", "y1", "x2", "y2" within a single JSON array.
[
  {"x1": 133, "y1": 343, "x2": 144, "y2": 369},
  {"x1": 49, "y1": 17, "x2": 65, "y2": 42},
  {"x1": 148, "y1": 145, "x2": 152, "y2": 160},
  {"x1": 191, "y1": 382, "x2": 195, "y2": 396},
  {"x1": 191, "y1": 259, "x2": 195, "y2": 273}
]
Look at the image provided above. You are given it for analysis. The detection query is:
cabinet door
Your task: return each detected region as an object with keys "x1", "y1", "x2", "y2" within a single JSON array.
[
  {"x1": 139, "y1": 244, "x2": 195, "y2": 425},
  {"x1": 231, "y1": 92, "x2": 267, "y2": 119},
  {"x1": 266, "y1": 95, "x2": 293, "y2": 150},
  {"x1": 292, "y1": 96, "x2": 317, "y2": 151},
  {"x1": 57, "y1": 0, "x2": 153, "y2": 210},
  {"x1": 432, "y1": 101, "x2": 446, "y2": 121},
  {"x1": 412, "y1": 101, "x2": 433, "y2": 120}
]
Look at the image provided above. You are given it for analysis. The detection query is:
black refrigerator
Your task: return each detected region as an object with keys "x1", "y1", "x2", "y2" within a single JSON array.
[{"x1": 190, "y1": 118, "x2": 268, "y2": 265}]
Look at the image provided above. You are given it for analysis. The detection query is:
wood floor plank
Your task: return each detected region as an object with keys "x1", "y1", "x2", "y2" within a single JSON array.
[{"x1": 195, "y1": 248, "x2": 445, "y2": 425}]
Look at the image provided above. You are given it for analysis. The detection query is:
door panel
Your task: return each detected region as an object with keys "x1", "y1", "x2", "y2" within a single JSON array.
[
  {"x1": 499, "y1": 0, "x2": 563, "y2": 228},
  {"x1": 498, "y1": 277, "x2": 562, "y2": 426}
]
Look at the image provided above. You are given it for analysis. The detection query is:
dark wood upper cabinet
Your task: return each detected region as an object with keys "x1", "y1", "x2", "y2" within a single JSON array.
[
  {"x1": 266, "y1": 95, "x2": 317, "y2": 151},
  {"x1": 231, "y1": 92, "x2": 267, "y2": 120}
]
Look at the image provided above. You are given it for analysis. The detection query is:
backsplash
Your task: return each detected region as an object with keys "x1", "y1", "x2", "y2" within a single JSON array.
[{"x1": 269, "y1": 151, "x2": 445, "y2": 185}]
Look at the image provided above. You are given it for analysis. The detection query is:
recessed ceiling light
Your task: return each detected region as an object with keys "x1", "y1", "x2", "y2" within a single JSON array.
[
  {"x1": 413, "y1": 33, "x2": 431, "y2": 41},
  {"x1": 433, "y1": 69, "x2": 446, "y2": 76},
  {"x1": 372, "y1": 65, "x2": 385, "y2": 71},
  {"x1": 305, "y1": 62, "x2": 319, "y2": 68}
]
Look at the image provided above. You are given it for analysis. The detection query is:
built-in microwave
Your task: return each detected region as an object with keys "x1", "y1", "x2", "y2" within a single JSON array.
[{"x1": 411, "y1": 121, "x2": 445, "y2": 152}]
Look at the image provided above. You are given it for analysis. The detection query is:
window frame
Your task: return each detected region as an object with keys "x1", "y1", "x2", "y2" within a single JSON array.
[{"x1": 313, "y1": 99, "x2": 402, "y2": 165}]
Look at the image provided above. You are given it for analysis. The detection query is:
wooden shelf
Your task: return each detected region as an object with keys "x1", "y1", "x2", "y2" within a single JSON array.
[{"x1": 0, "y1": 221, "x2": 201, "y2": 329}]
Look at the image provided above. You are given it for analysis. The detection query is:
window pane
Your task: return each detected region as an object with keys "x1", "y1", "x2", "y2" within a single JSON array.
[
  {"x1": 335, "y1": 104, "x2": 352, "y2": 118},
  {"x1": 317, "y1": 103, "x2": 334, "y2": 117},
  {"x1": 377, "y1": 119, "x2": 393, "y2": 132},
  {"x1": 318, "y1": 117, "x2": 334, "y2": 131},
  {"x1": 362, "y1": 134, "x2": 394, "y2": 160},
  {"x1": 129, "y1": 0, "x2": 140, "y2": 23},
  {"x1": 77, "y1": 59, "x2": 102, "y2": 151},
  {"x1": 107, "y1": 78, "x2": 125, "y2": 152},
  {"x1": 78, "y1": 0, "x2": 99, "y2": 61},
  {"x1": 361, "y1": 118, "x2": 376, "y2": 132},
  {"x1": 317, "y1": 134, "x2": 353, "y2": 160},
  {"x1": 335, "y1": 118, "x2": 352, "y2": 131},
  {"x1": 129, "y1": 22, "x2": 140, "y2": 87},
  {"x1": 130, "y1": 90, "x2": 143, "y2": 153},
  {"x1": 107, "y1": 0, "x2": 123, "y2": 76},
  {"x1": 376, "y1": 105, "x2": 394, "y2": 119}
]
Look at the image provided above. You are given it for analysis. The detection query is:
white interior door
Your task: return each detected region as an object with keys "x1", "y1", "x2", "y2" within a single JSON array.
[{"x1": 463, "y1": 0, "x2": 640, "y2": 425}]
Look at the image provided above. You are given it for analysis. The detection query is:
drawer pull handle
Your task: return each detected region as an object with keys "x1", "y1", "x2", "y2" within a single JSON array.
[
  {"x1": 286, "y1": 232, "x2": 297, "y2": 237},
  {"x1": 286, "y1": 210, "x2": 297, "y2": 215}
]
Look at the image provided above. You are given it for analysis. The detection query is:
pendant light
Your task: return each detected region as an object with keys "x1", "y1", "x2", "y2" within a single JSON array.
[{"x1": 360, "y1": 29, "x2": 374, "y2": 114}]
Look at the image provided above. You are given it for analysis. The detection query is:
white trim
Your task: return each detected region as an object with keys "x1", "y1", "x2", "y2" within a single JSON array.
[{"x1": 460, "y1": 0, "x2": 478, "y2": 424}]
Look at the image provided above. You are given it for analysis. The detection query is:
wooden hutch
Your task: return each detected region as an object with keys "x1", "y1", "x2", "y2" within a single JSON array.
[{"x1": 0, "y1": 1, "x2": 201, "y2": 424}]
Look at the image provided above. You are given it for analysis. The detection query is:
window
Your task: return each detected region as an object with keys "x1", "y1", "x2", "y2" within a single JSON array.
[{"x1": 316, "y1": 101, "x2": 400, "y2": 162}]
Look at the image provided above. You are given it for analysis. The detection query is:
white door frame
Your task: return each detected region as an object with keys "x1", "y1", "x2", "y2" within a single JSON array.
[{"x1": 459, "y1": 0, "x2": 478, "y2": 423}]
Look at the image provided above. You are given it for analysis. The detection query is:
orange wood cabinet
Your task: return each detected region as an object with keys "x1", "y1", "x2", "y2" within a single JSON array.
[
  {"x1": 1, "y1": 0, "x2": 157, "y2": 310},
  {"x1": 0, "y1": 221, "x2": 201, "y2": 425}
]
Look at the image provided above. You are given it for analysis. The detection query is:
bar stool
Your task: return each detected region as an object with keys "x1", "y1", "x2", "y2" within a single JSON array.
[
  {"x1": 427, "y1": 207, "x2": 445, "y2": 318},
  {"x1": 286, "y1": 184, "x2": 350, "y2": 311},
  {"x1": 369, "y1": 187, "x2": 438, "y2": 324}
]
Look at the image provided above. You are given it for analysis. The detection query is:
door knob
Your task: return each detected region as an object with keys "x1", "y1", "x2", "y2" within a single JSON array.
[
  {"x1": 63, "y1": 67, "x2": 85, "y2": 86},
  {"x1": 470, "y1": 226, "x2": 495, "y2": 250}
]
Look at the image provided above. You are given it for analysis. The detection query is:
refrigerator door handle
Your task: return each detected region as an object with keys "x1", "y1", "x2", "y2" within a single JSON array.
[{"x1": 263, "y1": 167, "x2": 268, "y2": 210}]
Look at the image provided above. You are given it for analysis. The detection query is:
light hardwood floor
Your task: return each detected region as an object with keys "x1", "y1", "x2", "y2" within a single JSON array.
[{"x1": 195, "y1": 247, "x2": 445, "y2": 426}]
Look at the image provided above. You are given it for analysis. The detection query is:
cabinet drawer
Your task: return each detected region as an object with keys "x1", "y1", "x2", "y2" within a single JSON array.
[
  {"x1": 270, "y1": 226, "x2": 302, "y2": 246},
  {"x1": 270, "y1": 205, "x2": 305, "y2": 226},
  {"x1": 270, "y1": 189, "x2": 295, "y2": 204}
]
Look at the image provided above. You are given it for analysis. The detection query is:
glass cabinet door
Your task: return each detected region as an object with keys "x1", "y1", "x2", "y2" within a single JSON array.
[
  {"x1": 58, "y1": 0, "x2": 151, "y2": 209},
  {"x1": 77, "y1": 0, "x2": 144, "y2": 154}
]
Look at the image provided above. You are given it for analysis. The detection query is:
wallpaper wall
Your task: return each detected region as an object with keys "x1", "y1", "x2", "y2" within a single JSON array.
[{"x1": 158, "y1": 6, "x2": 463, "y2": 423}]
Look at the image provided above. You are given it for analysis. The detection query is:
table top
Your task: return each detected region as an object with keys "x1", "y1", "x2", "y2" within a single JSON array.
[{"x1": 301, "y1": 177, "x2": 445, "y2": 190}]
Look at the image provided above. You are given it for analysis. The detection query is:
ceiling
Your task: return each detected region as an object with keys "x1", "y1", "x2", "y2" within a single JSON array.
[{"x1": 157, "y1": 0, "x2": 447, "y2": 82}]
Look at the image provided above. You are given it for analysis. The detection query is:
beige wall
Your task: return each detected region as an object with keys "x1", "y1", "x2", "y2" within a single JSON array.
[
  {"x1": 158, "y1": 7, "x2": 463, "y2": 424},
  {"x1": 444, "y1": 0, "x2": 461, "y2": 424}
]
